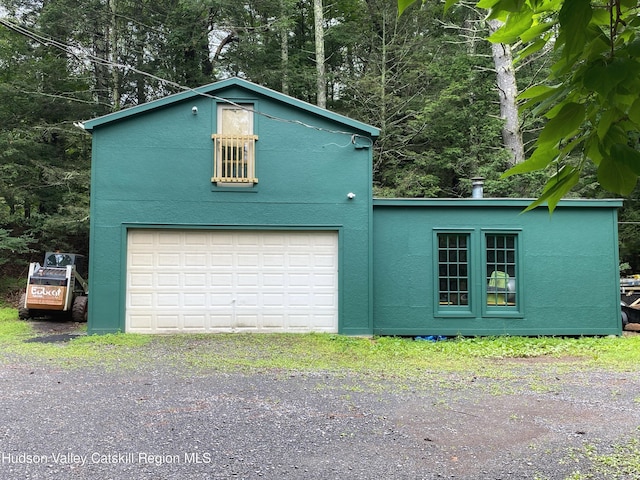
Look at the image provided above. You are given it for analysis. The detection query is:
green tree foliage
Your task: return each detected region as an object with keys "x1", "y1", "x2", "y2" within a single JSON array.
[
  {"x1": 0, "y1": 0, "x2": 549, "y2": 275},
  {"x1": 0, "y1": 228, "x2": 32, "y2": 267},
  {"x1": 401, "y1": 0, "x2": 640, "y2": 211},
  {"x1": 339, "y1": 1, "x2": 542, "y2": 197},
  {"x1": 495, "y1": 0, "x2": 640, "y2": 212},
  {"x1": 0, "y1": 0, "x2": 222, "y2": 266},
  {"x1": 0, "y1": 5, "x2": 93, "y2": 263}
]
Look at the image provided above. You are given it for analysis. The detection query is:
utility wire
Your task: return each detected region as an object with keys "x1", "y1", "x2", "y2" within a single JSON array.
[{"x1": 0, "y1": 16, "x2": 375, "y2": 147}]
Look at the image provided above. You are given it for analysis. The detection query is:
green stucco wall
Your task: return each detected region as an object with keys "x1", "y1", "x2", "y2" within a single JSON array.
[
  {"x1": 86, "y1": 80, "x2": 622, "y2": 338},
  {"x1": 372, "y1": 199, "x2": 622, "y2": 336},
  {"x1": 87, "y1": 84, "x2": 375, "y2": 334}
]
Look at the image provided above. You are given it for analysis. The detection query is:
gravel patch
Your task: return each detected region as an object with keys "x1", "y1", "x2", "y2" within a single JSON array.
[
  {"x1": 24, "y1": 334, "x2": 83, "y2": 343},
  {"x1": 1, "y1": 336, "x2": 639, "y2": 479}
]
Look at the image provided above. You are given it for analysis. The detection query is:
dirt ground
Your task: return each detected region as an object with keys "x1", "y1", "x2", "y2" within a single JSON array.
[{"x1": 1, "y1": 321, "x2": 639, "y2": 479}]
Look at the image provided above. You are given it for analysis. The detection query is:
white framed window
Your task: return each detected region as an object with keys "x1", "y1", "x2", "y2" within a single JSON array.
[{"x1": 212, "y1": 104, "x2": 258, "y2": 185}]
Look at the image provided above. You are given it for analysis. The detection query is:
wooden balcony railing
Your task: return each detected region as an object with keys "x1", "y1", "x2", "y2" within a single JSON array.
[{"x1": 211, "y1": 134, "x2": 258, "y2": 184}]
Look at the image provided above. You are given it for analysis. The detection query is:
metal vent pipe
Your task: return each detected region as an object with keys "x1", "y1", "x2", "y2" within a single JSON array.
[{"x1": 471, "y1": 177, "x2": 485, "y2": 199}]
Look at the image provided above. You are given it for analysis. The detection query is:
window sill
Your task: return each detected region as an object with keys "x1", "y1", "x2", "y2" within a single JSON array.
[{"x1": 210, "y1": 183, "x2": 259, "y2": 193}]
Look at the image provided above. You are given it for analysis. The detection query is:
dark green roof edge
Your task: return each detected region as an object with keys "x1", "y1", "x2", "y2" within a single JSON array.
[
  {"x1": 373, "y1": 198, "x2": 623, "y2": 208},
  {"x1": 80, "y1": 77, "x2": 380, "y2": 137}
]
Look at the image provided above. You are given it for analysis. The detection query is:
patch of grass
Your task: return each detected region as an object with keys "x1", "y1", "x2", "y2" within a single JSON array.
[
  {"x1": 149, "y1": 332, "x2": 640, "y2": 378},
  {"x1": 563, "y1": 438, "x2": 640, "y2": 479},
  {"x1": 169, "y1": 333, "x2": 483, "y2": 377},
  {"x1": 70, "y1": 332, "x2": 150, "y2": 347},
  {"x1": 2, "y1": 304, "x2": 640, "y2": 376},
  {"x1": 0, "y1": 308, "x2": 33, "y2": 343},
  {"x1": 10, "y1": 334, "x2": 153, "y2": 370},
  {"x1": 0, "y1": 306, "x2": 152, "y2": 368}
]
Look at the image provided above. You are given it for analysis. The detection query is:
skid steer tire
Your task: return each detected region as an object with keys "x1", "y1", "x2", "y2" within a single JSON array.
[
  {"x1": 18, "y1": 293, "x2": 30, "y2": 320},
  {"x1": 72, "y1": 296, "x2": 88, "y2": 323}
]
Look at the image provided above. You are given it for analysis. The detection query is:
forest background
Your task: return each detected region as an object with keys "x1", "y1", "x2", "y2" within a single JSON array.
[{"x1": 0, "y1": 0, "x2": 639, "y2": 283}]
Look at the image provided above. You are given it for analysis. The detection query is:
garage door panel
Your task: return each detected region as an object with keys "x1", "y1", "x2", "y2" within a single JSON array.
[
  {"x1": 130, "y1": 273, "x2": 153, "y2": 287},
  {"x1": 184, "y1": 293, "x2": 206, "y2": 306},
  {"x1": 158, "y1": 232, "x2": 181, "y2": 245},
  {"x1": 263, "y1": 293, "x2": 285, "y2": 306},
  {"x1": 129, "y1": 293, "x2": 153, "y2": 307},
  {"x1": 183, "y1": 315, "x2": 206, "y2": 329},
  {"x1": 288, "y1": 293, "x2": 312, "y2": 306},
  {"x1": 185, "y1": 273, "x2": 206, "y2": 286},
  {"x1": 236, "y1": 293, "x2": 258, "y2": 305},
  {"x1": 185, "y1": 253, "x2": 207, "y2": 266},
  {"x1": 237, "y1": 273, "x2": 259, "y2": 286},
  {"x1": 262, "y1": 315, "x2": 284, "y2": 328},
  {"x1": 262, "y1": 233, "x2": 285, "y2": 245},
  {"x1": 236, "y1": 314, "x2": 259, "y2": 328},
  {"x1": 288, "y1": 273, "x2": 311, "y2": 287},
  {"x1": 263, "y1": 253, "x2": 285, "y2": 265},
  {"x1": 262, "y1": 274, "x2": 285, "y2": 286},
  {"x1": 158, "y1": 253, "x2": 180, "y2": 267},
  {"x1": 314, "y1": 274, "x2": 336, "y2": 287},
  {"x1": 210, "y1": 313, "x2": 233, "y2": 328},
  {"x1": 288, "y1": 314, "x2": 311, "y2": 328},
  {"x1": 157, "y1": 315, "x2": 181, "y2": 329},
  {"x1": 157, "y1": 294, "x2": 179, "y2": 307},
  {"x1": 126, "y1": 230, "x2": 338, "y2": 333},
  {"x1": 210, "y1": 293, "x2": 233, "y2": 305},
  {"x1": 130, "y1": 253, "x2": 153, "y2": 267},
  {"x1": 314, "y1": 254, "x2": 336, "y2": 267},
  {"x1": 210, "y1": 273, "x2": 233, "y2": 286},
  {"x1": 130, "y1": 231, "x2": 155, "y2": 245},
  {"x1": 211, "y1": 253, "x2": 233, "y2": 266},
  {"x1": 238, "y1": 254, "x2": 259, "y2": 266},
  {"x1": 129, "y1": 314, "x2": 153, "y2": 330},
  {"x1": 211, "y1": 233, "x2": 234, "y2": 246},
  {"x1": 314, "y1": 293, "x2": 337, "y2": 307},
  {"x1": 157, "y1": 274, "x2": 180, "y2": 287},
  {"x1": 312, "y1": 315, "x2": 335, "y2": 329},
  {"x1": 184, "y1": 232, "x2": 208, "y2": 245}
]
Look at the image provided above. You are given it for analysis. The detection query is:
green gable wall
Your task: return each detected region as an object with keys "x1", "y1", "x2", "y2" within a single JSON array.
[
  {"x1": 86, "y1": 82, "x2": 377, "y2": 335},
  {"x1": 372, "y1": 199, "x2": 623, "y2": 336},
  {"x1": 85, "y1": 79, "x2": 623, "y2": 337}
]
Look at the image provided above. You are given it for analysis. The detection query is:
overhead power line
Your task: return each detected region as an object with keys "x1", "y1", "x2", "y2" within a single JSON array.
[{"x1": 0, "y1": 17, "x2": 375, "y2": 147}]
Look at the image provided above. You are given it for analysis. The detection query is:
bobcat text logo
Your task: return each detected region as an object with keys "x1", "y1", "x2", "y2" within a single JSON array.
[{"x1": 30, "y1": 286, "x2": 62, "y2": 298}]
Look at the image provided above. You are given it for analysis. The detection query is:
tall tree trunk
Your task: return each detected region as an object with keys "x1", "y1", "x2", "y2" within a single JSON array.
[
  {"x1": 281, "y1": 28, "x2": 289, "y2": 94},
  {"x1": 488, "y1": 19, "x2": 524, "y2": 165},
  {"x1": 132, "y1": 2, "x2": 146, "y2": 104},
  {"x1": 380, "y1": 8, "x2": 387, "y2": 136},
  {"x1": 280, "y1": 0, "x2": 290, "y2": 95},
  {"x1": 313, "y1": 0, "x2": 326, "y2": 108},
  {"x1": 109, "y1": 0, "x2": 120, "y2": 111},
  {"x1": 92, "y1": 25, "x2": 110, "y2": 107}
]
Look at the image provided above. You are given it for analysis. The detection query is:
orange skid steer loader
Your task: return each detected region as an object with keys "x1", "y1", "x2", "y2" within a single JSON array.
[{"x1": 18, "y1": 252, "x2": 88, "y2": 322}]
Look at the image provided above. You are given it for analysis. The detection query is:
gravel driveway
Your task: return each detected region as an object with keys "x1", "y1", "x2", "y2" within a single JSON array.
[{"x1": 1, "y1": 329, "x2": 639, "y2": 479}]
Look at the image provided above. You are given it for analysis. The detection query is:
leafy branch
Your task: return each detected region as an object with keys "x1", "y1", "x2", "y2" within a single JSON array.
[{"x1": 400, "y1": 0, "x2": 640, "y2": 210}]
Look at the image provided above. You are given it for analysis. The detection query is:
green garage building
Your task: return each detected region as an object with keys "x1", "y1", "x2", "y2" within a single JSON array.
[{"x1": 82, "y1": 78, "x2": 622, "y2": 336}]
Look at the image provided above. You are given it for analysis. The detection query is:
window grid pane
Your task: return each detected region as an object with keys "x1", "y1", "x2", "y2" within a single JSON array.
[
  {"x1": 438, "y1": 234, "x2": 469, "y2": 306},
  {"x1": 486, "y1": 234, "x2": 517, "y2": 307}
]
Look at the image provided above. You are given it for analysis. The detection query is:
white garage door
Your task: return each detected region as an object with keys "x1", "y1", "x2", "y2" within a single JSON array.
[{"x1": 126, "y1": 229, "x2": 339, "y2": 333}]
